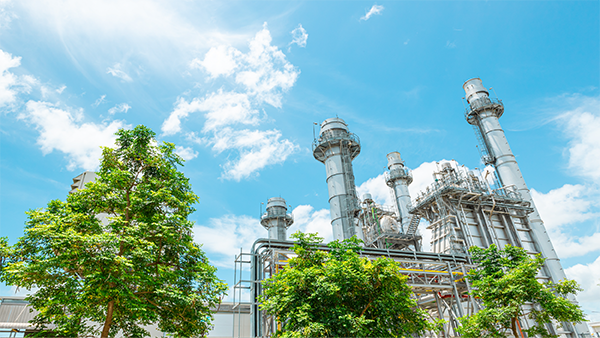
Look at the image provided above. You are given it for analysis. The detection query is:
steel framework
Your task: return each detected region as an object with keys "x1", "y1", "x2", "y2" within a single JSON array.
[{"x1": 233, "y1": 239, "x2": 479, "y2": 338}]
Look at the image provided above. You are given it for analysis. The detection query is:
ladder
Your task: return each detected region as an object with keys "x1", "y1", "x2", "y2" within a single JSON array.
[{"x1": 472, "y1": 122, "x2": 494, "y2": 165}]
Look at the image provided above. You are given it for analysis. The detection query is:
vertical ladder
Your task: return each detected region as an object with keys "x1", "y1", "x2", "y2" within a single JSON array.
[
  {"x1": 340, "y1": 141, "x2": 358, "y2": 236},
  {"x1": 472, "y1": 122, "x2": 494, "y2": 165}
]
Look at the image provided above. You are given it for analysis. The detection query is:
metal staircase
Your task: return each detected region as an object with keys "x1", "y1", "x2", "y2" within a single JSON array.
[{"x1": 405, "y1": 213, "x2": 421, "y2": 235}]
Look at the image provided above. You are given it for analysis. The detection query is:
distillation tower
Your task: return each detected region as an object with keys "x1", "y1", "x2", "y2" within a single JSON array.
[
  {"x1": 260, "y1": 197, "x2": 293, "y2": 241},
  {"x1": 313, "y1": 118, "x2": 363, "y2": 241}
]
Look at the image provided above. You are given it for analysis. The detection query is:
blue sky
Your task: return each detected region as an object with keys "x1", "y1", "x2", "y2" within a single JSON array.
[{"x1": 1, "y1": 0, "x2": 599, "y2": 321}]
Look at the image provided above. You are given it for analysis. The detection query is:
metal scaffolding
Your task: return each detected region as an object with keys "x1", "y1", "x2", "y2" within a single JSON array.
[{"x1": 234, "y1": 239, "x2": 479, "y2": 338}]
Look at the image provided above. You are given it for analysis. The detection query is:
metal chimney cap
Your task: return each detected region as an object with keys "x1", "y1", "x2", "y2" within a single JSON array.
[
  {"x1": 266, "y1": 197, "x2": 287, "y2": 209},
  {"x1": 386, "y1": 151, "x2": 404, "y2": 169},
  {"x1": 463, "y1": 77, "x2": 489, "y2": 103},
  {"x1": 320, "y1": 117, "x2": 349, "y2": 134},
  {"x1": 363, "y1": 193, "x2": 373, "y2": 201}
]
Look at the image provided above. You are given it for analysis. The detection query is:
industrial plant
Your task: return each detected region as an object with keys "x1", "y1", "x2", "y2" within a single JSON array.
[
  {"x1": 0, "y1": 79, "x2": 592, "y2": 337},
  {"x1": 234, "y1": 78, "x2": 592, "y2": 338}
]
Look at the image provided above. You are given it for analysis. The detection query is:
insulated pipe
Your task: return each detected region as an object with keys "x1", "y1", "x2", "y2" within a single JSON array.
[
  {"x1": 385, "y1": 152, "x2": 413, "y2": 230},
  {"x1": 463, "y1": 78, "x2": 589, "y2": 337},
  {"x1": 260, "y1": 197, "x2": 293, "y2": 241},
  {"x1": 313, "y1": 118, "x2": 362, "y2": 241}
]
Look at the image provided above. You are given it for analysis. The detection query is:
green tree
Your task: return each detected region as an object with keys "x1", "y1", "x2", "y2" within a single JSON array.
[
  {"x1": 258, "y1": 231, "x2": 438, "y2": 338},
  {"x1": 458, "y1": 244, "x2": 585, "y2": 338},
  {"x1": 0, "y1": 126, "x2": 227, "y2": 338}
]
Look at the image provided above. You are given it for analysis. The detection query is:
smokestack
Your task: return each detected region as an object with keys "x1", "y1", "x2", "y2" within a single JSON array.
[
  {"x1": 463, "y1": 78, "x2": 589, "y2": 337},
  {"x1": 260, "y1": 197, "x2": 293, "y2": 241},
  {"x1": 384, "y1": 152, "x2": 413, "y2": 231},
  {"x1": 313, "y1": 118, "x2": 362, "y2": 241}
]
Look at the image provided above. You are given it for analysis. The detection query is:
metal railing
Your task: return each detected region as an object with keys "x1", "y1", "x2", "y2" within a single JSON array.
[
  {"x1": 464, "y1": 97, "x2": 504, "y2": 122},
  {"x1": 312, "y1": 132, "x2": 360, "y2": 152},
  {"x1": 260, "y1": 211, "x2": 293, "y2": 222},
  {"x1": 410, "y1": 167, "x2": 525, "y2": 210},
  {"x1": 384, "y1": 167, "x2": 413, "y2": 184}
]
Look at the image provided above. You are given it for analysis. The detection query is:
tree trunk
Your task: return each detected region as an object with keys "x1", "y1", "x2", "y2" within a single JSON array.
[
  {"x1": 511, "y1": 317, "x2": 523, "y2": 338},
  {"x1": 101, "y1": 300, "x2": 115, "y2": 338}
]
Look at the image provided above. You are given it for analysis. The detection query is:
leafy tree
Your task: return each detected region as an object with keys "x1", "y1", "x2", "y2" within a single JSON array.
[
  {"x1": 258, "y1": 231, "x2": 438, "y2": 338},
  {"x1": 458, "y1": 244, "x2": 585, "y2": 338},
  {"x1": 0, "y1": 126, "x2": 227, "y2": 338}
]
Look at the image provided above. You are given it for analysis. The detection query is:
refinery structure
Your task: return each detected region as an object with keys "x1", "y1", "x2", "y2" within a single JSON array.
[
  {"x1": 234, "y1": 78, "x2": 591, "y2": 338},
  {"x1": 0, "y1": 79, "x2": 591, "y2": 338}
]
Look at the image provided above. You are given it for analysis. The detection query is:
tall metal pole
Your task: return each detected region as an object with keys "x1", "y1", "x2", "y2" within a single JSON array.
[
  {"x1": 463, "y1": 78, "x2": 589, "y2": 337},
  {"x1": 313, "y1": 118, "x2": 362, "y2": 241}
]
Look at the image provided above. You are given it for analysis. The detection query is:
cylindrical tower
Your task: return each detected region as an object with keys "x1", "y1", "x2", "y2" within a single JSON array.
[
  {"x1": 384, "y1": 152, "x2": 413, "y2": 230},
  {"x1": 260, "y1": 197, "x2": 293, "y2": 241},
  {"x1": 463, "y1": 78, "x2": 589, "y2": 337},
  {"x1": 313, "y1": 118, "x2": 362, "y2": 241}
]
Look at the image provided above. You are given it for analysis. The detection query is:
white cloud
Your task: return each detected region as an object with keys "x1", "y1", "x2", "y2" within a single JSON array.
[
  {"x1": 191, "y1": 45, "x2": 240, "y2": 78},
  {"x1": 532, "y1": 185, "x2": 600, "y2": 258},
  {"x1": 215, "y1": 128, "x2": 299, "y2": 181},
  {"x1": 289, "y1": 205, "x2": 333, "y2": 243},
  {"x1": 419, "y1": 220, "x2": 432, "y2": 252},
  {"x1": 532, "y1": 184, "x2": 597, "y2": 232},
  {"x1": 15, "y1": 0, "x2": 251, "y2": 80},
  {"x1": 194, "y1": 206, "x2": 333, "y2": 268},
  {"x1": 565, "y1": 255, "x2": 600, "y2": 322},
  {"x1": 0, "y1": 0, "x2": 15, "y2": 31},
  {"x1": 162, "y1": 92, "x2": 259, "y2": 136},
  {"x1": 56, "y1": 85, "x2": 66, "y2": 94},
  {"x1": 92, "y1": 94, "x2": 106, "y2": 108},
  {"x1": 108, "y1": 103, "x2": 131, "y2": 115},
  {"x1": 356, "y1": 174, "x2": 393, "y2": 206},
  {"x1": 360, "y1": 4, "x2": 384, "y2": 21},
  {"x1": 193, "y1": 214, "x2": 265, "y2": 268},
  {"x1": 164, "y1": 23, "x2": 300, "y2": 180},
  {"x1": 0, "y1": 49, "x2": 21, "y2": 107},
  {"x1": 233, "y1": 23, "x2": 299, "y2": 107},
  {"x1": 446, "y1": 40, "x2": 456, "y2": 49},
  {"x1": 106, "y1": 63, "x2": 133, "y2": 82},
  {"x1": 529, "y1": 95, "x2": 600, "y2": 259},
  {"x1": 187, "y1": 23, "x2": 298, "y2": 108},
  {"x1": 289, "y1": 24, "x2": 308, "y2": 49},
  {"x1": 559, "y1": 96, "x2": 600, "y2": 180},
  {"x1": 201, "y1": 91, "x2": 259, "y2": 132},
  {"x1": 161, "y1": 97, "x2": 198, "y2": 136},
  {"x1": 18, "y1": 100, "x2": 127, "y2": 170},
  {"x1": 175, "y1": 146, "x2": 198, "y2": 161}
]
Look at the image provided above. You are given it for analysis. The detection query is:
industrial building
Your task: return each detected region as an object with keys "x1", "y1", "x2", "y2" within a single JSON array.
[
  {"x1": 236, "y1": 78, "x2": 591, "y2": 337},
  {"x1": 0, "y1": 78, "x2": 592, "y2": 337}
]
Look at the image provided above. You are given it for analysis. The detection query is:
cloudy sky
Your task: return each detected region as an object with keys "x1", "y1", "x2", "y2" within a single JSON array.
[{"x1": 1, "y1": 0, "x2": 599, "y2": 322}]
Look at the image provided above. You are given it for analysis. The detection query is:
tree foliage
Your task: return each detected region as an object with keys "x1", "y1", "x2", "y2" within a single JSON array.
[
  {"x1": 0, "y1": 125, "x2": 227, "y2": 338},
  {"x1": 258, "y1": 232, "x2": 438, "y2": 338},
  {"x1": 458, "y1": 244, "x2": 585, "y2": 338}
]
